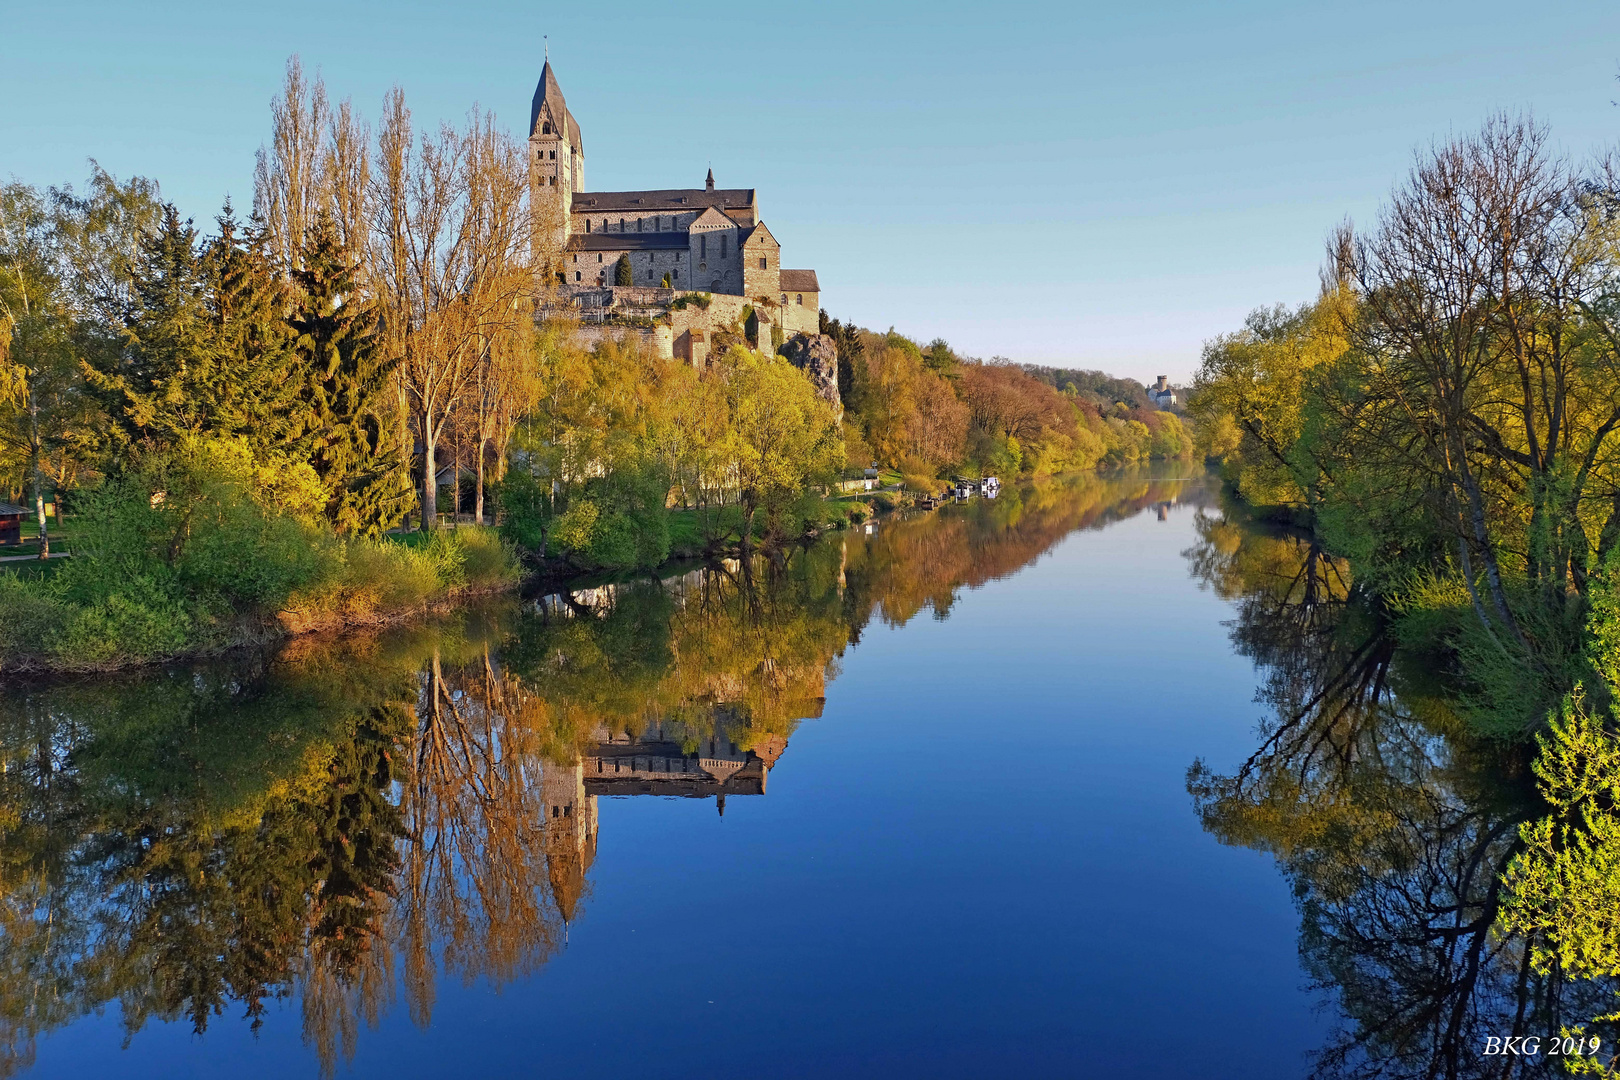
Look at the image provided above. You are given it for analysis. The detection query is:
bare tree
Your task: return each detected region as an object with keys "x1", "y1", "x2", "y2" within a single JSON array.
[{"x1": 254, "y1": 55, "x2": 330, "y2": 278}]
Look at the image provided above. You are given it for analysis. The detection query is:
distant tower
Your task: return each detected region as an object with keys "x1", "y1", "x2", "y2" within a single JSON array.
[
  {"x1": 705, "y1": 167, "x2": 715, "y2": 193},
  {"x1": 529, "y1": 60, "x2": 584, "y2": 277}
]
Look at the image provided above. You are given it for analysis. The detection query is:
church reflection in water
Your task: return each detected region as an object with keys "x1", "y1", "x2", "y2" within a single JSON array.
[{"x1": 538, "y1": 715, "x2": 808, "y2": 922}]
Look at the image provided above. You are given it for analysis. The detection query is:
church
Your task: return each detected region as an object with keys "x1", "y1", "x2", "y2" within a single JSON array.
[{"x1": 527, "y1": 62, "x2": 822, "y2": 354}]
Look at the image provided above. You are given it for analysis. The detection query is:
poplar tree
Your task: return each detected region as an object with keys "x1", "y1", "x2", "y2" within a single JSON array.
[
  {"x1": 288, "y1": 213, "x2": 412, "y2": 536},
  {"x1": 614, "y1": 253, "x2": 633, "y2": 287}
]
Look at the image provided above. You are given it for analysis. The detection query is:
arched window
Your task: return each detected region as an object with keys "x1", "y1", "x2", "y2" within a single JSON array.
[
  {"x1": 597, "y1": 254, "x2": 603, "y2": 263},
  {"x1": 700, "y1": 235, "x2": 707, "y2": 259},
  {"x1": 759, "y1": 257, "x2": 767, "y2": 269},
  {"x1": 637, "y1": 218, "x2": 643, "y2": 233},
  {"x1": 619, "y1": 218, "x2": 625, "y2": 231},
  {"x1": 796, "y1": 294, "x2": 803, "y2": 305},
  {"x1": 549, "y1": 149, "x2": 556, "y2": 160},
  {"x1": 720, "y1": 235, "x2": 728, "y2": 259},
  {"x1": 542, "y1": 122, "x2": 551, "y2": 135},
  {"x1": 586, "y1": 219, "x2": 591, "y2": 233},
  {"x1": 572, "y1": 254, "x2": 577, "y2": 263},
  {"x1": 574, "y1": 271, "x2": 581, "y2": 281},
  {"x1": 780, "y1": 294, "x2": 787, "y2": 305}
]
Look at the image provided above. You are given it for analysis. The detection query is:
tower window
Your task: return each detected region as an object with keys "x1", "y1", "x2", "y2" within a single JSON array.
[
  {"x1": 597, "y1": 254, "x2": 603, "y2": 263},
  {"x1": 575, "y1": 271, "x2": 581, "y2": 281},
  {"x1": 548, "y1": 176, "x2": 556, "y2": 186},
  {"x1": 543, "y1": 122, "x2": 551, "y2": 135},
  {"x1": 573, "y1": 254, "x2": 578, "y2": 263},
  {"x1": 550, "y1": 150, "x2": 556, "y2": 160},
  {"x1": 759, "y1": 257, "x2": 767, "y2": 269}
]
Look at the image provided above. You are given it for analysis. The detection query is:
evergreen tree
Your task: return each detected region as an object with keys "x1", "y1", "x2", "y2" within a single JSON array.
[
  {"x1": 613, "y1": 253, "x2": 633, "y2": 287},
  {"x1": 201, "y1": 204, "x2": 305, "y2": 450},
  {"x1": 288, "y1": 213, "x2": 412, "y2": 536},
  {"x1": 84, "y1": 203, "x2": 300, "y2": 455}
]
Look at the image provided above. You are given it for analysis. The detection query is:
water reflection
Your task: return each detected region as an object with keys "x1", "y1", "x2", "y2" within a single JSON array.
[
  {"x1": 0, "y1": 470, "x2": 1205, "y2": 1077},
  {"x1": 1184, "y1": 501, "x2": 1620, "y2": 1079}
]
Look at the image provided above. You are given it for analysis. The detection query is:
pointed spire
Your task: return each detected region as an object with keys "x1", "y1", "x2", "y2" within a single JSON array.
[
  {"x1": 530, "y1": 59, "x2": 570, "y2": 141},
  {"x1": 717, "y1": 792, "x2": 726, "y2": 817},
  {"x1": 705, "y1": 167, "x2": 715, "y2": 193}
]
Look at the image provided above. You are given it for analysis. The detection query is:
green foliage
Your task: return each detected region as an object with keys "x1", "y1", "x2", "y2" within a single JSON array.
[
  {"x1": 0, "y1": 442, "x2": 519, "y2": 669},
  {"x1": 288, "y1": 212, "x2": 411, "y2": 537},
  {"x1": 1502, "y1": 689, "x2": 1620, "y2": 978},
  {"x1": 613, "y1": 253, "x2": 633, "y2": 287}
]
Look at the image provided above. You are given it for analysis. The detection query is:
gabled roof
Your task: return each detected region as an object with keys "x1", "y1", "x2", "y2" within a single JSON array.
[
  {"x1": 0, "y1": 503, "x2": 28, "y2": 516},
  {"x1": 566, "y1": 231, "x2": 690, "y2": 252},
  {"x1": 529, "y1": 62, "x2": 582, "y2": 150},
  {"x1": 780, "y1": 269, "x2": 820, "y2": 292},
  {"x1": 688, "y1": 206, "x2": 737, "y2": 231},
  {"x1": 741, "y1": 221, "x2": 778, "y2": 248},
  {"x1": 572, "y1": 189, "x2": 755, "y2": 214}
]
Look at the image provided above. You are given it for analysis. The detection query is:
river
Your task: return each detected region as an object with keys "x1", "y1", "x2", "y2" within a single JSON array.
[{"x1": 0, "y1": 467, "x2": 1582, "y2": 1078}]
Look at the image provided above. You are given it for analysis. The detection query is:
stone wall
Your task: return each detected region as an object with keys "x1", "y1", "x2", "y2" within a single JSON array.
[
  {"x1": 564, "y1": 248, "x2": 690, "y2": 288},
  {"x1": 781, "y1": 291, "x2": 819, "y2": 335}
]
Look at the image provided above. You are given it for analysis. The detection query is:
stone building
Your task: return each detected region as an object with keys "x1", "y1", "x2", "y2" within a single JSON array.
[{"x1": 527, "y1": 62, "x2": 822, "y2": 347}]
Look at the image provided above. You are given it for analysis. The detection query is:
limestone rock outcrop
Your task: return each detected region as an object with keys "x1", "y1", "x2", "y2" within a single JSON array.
[{"x1": 779, "y1": 333, "x2": 842, "y2": 418}]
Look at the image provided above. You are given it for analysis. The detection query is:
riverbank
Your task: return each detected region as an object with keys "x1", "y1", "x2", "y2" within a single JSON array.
[{"x1": 0, "y1": 523, "x2": 523, "y2": 676}]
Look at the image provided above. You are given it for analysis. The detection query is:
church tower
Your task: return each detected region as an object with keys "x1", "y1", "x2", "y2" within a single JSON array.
[{"x1": 528, "y1": 60, "x2": 583, "y2": 277}]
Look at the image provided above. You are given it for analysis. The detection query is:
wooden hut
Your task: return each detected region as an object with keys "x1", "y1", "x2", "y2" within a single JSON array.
[{"x1": 0, "y1": 503, "x2": 26, "y2": 546}]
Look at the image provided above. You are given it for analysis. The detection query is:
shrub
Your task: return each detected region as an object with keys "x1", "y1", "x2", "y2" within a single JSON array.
[
  {"x1": 455, "y1": 526, "x2": 522, "y2": 588},
  {"x1": 48, "y1": 575, "x2": 194, "y2": 665}
]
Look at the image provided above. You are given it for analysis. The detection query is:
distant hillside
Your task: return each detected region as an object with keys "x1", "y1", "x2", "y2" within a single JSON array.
[{"x1": 1019, "y1": 366, "x2": 1153, "y2": 412}]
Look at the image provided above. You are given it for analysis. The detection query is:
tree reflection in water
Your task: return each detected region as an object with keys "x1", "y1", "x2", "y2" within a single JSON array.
[
  {"x1": 1186, "y1": 504, "x2": 1620, "y2": 1079},
  {"x1": 0, "y1": 470, "x2": 1203, "y2": 1076}
]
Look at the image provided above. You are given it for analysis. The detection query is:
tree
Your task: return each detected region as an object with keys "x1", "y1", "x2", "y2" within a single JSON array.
[
  {"x1": 713, "y1": 347, "x2": 843, "y2": 542},
  {"x1": 288, "y1": 213, "x2": 412, "y2": 535},
  {"x1": 613, "y1": 253, "x2": 633, "y2": 287},
  {"x1": 82, "y1": 204, "x2": 303, "y2": 458},
  {"x1": 372, "y1": 94, "x2": 532, "y2": 531},
  {"x1": 0, "y1": 182, "x2": 75, "y2": 557}
]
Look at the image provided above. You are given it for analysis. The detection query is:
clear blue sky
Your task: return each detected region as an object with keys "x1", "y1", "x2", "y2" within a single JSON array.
[{"x1": 5, "y1": 1, "x2": 1619, "y2": 382}]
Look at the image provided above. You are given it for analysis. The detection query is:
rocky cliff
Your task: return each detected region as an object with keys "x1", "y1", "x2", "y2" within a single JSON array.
[{"x1": 779, "y1": 333, "x2": 842, "y2": 420}]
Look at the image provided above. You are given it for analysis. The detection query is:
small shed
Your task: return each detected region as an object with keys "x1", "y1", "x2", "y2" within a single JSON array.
[{"x1": 0, "y1": 503, "x2": 27, "y2": 546}]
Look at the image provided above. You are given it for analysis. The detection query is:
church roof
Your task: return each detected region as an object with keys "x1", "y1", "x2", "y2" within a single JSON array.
[
  {"x1": 566, "y1": 231, "x2": 689, "y2": 252},
  {"x1": 530, "y1": 62, "x2": 582, "y2": 150},
  {"x1": 573, "y1": 189, "x2": 755, "y2": 213},
  {"x1": 780, "y1": 269, "x2": 820, "y2": 292},
  {"x1": 741, "y1": 222, "x2": 778, "y2": 248}
]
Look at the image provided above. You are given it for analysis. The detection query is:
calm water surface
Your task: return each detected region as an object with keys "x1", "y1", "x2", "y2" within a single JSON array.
[{"x1": 1, "y1": 469, "x2": 1537, "y2": 1077}]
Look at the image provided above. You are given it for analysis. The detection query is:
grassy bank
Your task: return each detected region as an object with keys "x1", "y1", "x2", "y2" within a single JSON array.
[{"x1": 0, "y1": 448, "x2": 522, "y2": 675}]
